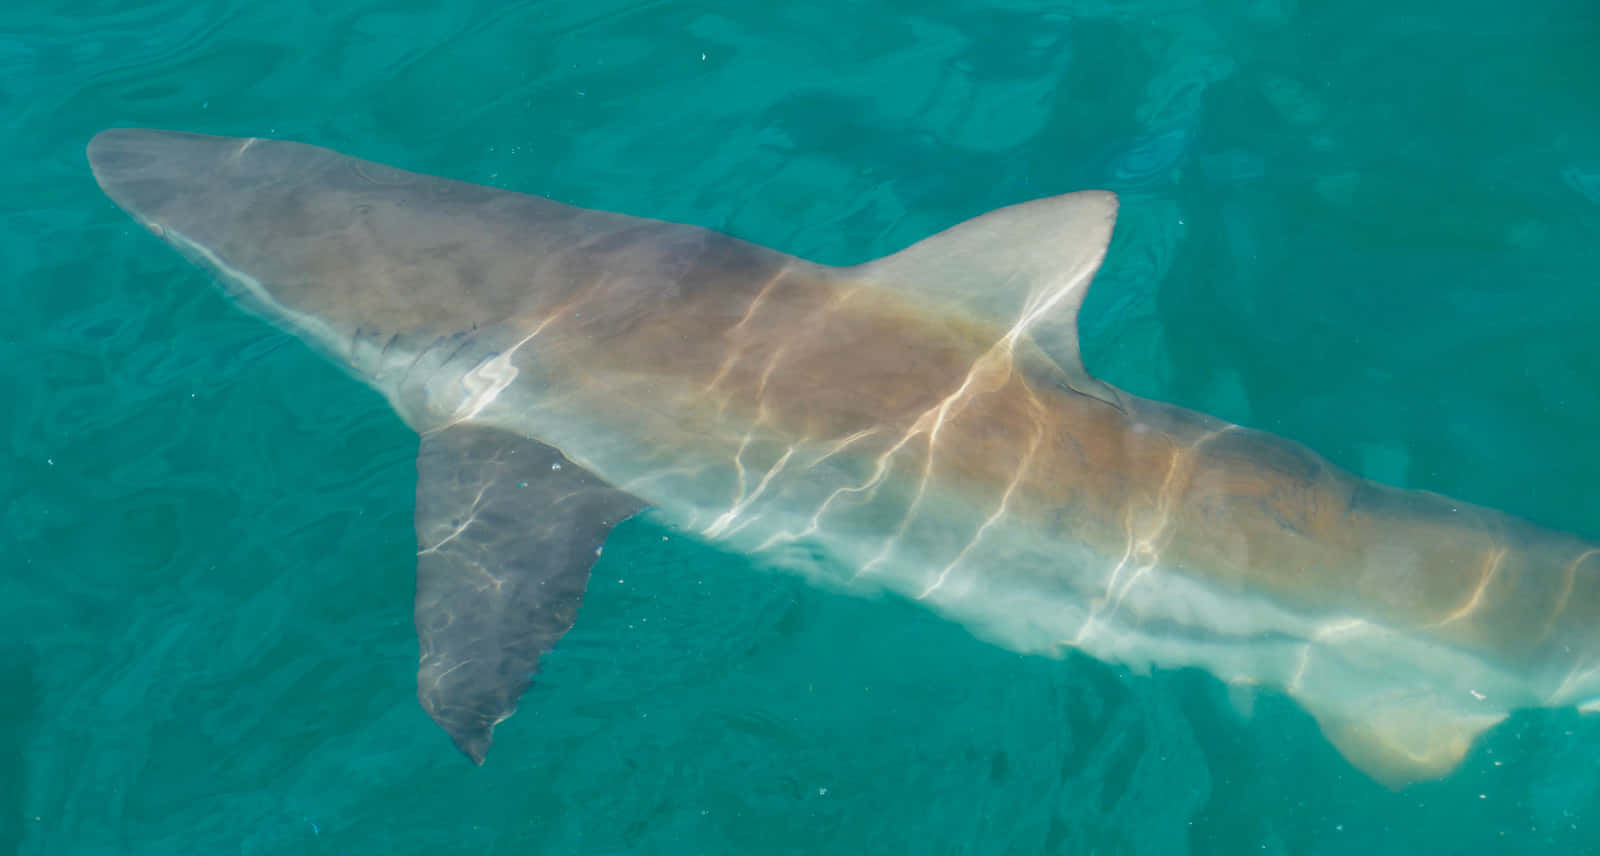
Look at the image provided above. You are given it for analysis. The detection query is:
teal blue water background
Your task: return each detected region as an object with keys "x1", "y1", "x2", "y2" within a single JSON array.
[{"x1": 4, "y1": 0, "x2": 1600, "y2": 852}]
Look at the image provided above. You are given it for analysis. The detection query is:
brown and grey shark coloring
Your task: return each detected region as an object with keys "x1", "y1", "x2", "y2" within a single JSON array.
[{"x1": 87, "y1": 128, "x2": 1600, "y2": 785}]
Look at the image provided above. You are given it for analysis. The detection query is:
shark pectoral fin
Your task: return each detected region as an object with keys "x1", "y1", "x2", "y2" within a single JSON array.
[
  {"x1": 844, "y1": 190, "x2": 1119, "y2": 402},
  {"x1": 1226, "y1": 678, "x2": 1262, "y2": 718},
  {"x1": 1310, "y1": 706, "x2": 1506, "y2": 790},
  {"x1": 413, "y1": 425, "x2": 642, "y2": 764}
]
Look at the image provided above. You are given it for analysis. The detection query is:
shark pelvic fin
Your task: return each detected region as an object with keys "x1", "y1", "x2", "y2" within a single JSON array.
[
  {"x1": 413, "y1": 424, "x2": 642, "y2": 763},
  {"x1": 844, "y1": 191, "x2": 1119, "y2": 403},
  {"x1": 1311, "y1": 706, "x2": 1506, "y2": 790}
]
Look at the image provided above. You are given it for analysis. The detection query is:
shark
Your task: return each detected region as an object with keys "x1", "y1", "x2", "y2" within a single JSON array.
[{"x1": 87, "y1": 128, "x2": 1600, "y2": 786}]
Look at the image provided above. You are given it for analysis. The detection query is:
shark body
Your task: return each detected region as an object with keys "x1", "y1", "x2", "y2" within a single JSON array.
[{"x1": 88, "y1": 129, "x2": 1600, "y2": 785}]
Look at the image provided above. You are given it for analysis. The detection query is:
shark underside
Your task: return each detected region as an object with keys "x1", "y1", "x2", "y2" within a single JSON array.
[{"x1": 87, "y1": 128, "x2": 1600, "y2": 786}]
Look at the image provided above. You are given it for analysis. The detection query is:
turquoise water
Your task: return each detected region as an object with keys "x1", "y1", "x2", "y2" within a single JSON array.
[{"x1": 5, "y1": 0, "x2": 1600, "y2": 851}]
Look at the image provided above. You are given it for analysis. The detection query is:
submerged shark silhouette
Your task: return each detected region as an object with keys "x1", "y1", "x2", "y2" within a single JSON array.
[{"x1": 88, "y1": 128, "x2": 1599, "y2": 786}]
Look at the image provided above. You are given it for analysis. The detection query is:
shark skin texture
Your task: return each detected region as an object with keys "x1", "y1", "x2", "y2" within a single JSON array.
[{"x1": 87, "y1": 128, "x2": 1600, "y2": 786}]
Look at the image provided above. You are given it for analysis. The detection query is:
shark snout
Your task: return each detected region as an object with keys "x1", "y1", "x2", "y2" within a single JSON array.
[
  {"x1": 86, "y1": 129, "x2": 162, "y2": 180},
  {"x1": 87, "y1": 128, "x2": 235, "y2": 223}
]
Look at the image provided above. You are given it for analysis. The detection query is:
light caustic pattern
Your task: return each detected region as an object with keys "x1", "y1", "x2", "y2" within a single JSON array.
[
  {"x1": 1426, "y1": 544, "x2": 1508, "y2": 630},
  {"x1": 691, "y1": 271, "x2": 1065, "y2": 602},
  {"x1": 1550, "y1": 549, "x2": 1600, "y2": 707},
  {"x1": 618, "y1": 257, "x2": 1600, "y2": 766},
  {"x1": 1071, "y1": 424, "x2": 1234, "y2": 648},
  {"x1": 659, "y1": 260, "x2": 1600, "y2": 775},
  {"x1": 698, "y1": 267, "x2": 838, "y2": 540}
]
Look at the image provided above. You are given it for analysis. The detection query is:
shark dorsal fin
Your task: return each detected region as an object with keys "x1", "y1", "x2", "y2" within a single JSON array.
[{"x1": 845, "y1": 191, "x2": 1119, "y2": 401}]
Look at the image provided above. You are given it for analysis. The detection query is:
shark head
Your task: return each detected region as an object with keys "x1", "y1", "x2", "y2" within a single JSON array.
[
  {"x1": 86, "y1": 128, "x2": 760, "y2": 431},
  {"x1": 87, "y1": 128, "x2": 593, "y2": 427},
  {"x1": 90, "y1": 129, "x2": 400, "y2": 347}
]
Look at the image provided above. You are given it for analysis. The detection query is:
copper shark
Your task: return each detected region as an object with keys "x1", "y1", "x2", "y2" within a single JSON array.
[{"x1": 87, "y1": 128, "x2": 1600, "y2": 786}]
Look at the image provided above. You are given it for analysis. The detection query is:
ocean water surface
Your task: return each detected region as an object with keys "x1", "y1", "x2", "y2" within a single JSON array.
[{"x1": 4, "y1": 0, "x2": 1600, "y2": 852}]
